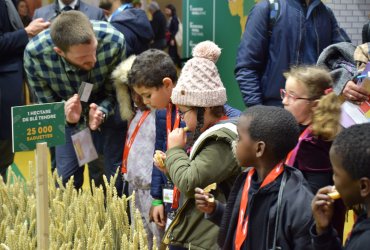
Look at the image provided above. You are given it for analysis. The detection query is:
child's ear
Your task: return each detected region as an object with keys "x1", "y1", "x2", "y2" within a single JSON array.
[
  {"x1": 163, "y1": 77, "x2": 174, "y2": 89},
  {"x1": 359, "y1": 177, "x2": 370, "y2": 198},
  {"x1": 255, "y1": 141, "x2": 265, "y2": 158},
  {"x1": 311, "y1": 100, "x2": 320, "y2": 110}
]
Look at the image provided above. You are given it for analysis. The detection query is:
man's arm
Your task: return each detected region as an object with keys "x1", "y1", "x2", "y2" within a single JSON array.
[
  {"x1": 235, "y1": 2, "x2": 270, "y2": 107},
  {"x1": 326, "y1": 7, "x2": 351, "y2": 43},
  {"x1": 24, "y1": 47, "x2": 56, "y2": 103},
  {"x1": 0, "y1": 1, "x2": 48, "y2": 56},
  {"x1": 0, "y1": 29, "x2": 28, "y2": 56}
]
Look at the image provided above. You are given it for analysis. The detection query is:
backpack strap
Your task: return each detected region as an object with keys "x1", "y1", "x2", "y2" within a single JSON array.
[
  {"x1": 269, "y1": 170, "x2": 287, "y2": 250},
  {"x1": 268, "y1": 0, "x2": 280, "y2": 36}
]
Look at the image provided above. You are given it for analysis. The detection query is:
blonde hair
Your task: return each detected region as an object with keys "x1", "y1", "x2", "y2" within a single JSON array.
[{"x1": 284, "y1": 66, "x2": 341, "y2": 140}]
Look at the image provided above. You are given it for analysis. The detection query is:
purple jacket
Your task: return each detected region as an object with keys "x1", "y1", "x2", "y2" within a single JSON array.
[{"x1": 295, "y1": 130, "x2": 332, "y2": 172}]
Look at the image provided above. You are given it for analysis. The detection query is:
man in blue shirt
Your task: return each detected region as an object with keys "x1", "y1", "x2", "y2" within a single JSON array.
[{"x1": 33, "y1": 0, "x2": 105, "y2": 22}]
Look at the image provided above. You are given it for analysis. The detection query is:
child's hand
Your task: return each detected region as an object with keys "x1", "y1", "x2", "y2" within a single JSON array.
[
  {"x1": 149, "y1": 204, "x2": 166, "y2": 228},
  {"x1": 153, "y1": 150, "x2": 167, "y2": 173},
  {"x1": 168, "y1": 128, "x2": 187, "y2": 149},
  {"x1": 194, "y1": 187, "x2": 216, "y2": 215},
  {"x1": 311, "y1": 186, "x2": 336, "y2": 235}
]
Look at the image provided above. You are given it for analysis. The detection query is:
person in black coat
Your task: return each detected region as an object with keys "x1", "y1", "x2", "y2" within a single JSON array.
[
  {"x1": 164, "y1": 4, "x2": 181, "y2": 68},
  {"x1": 0, "y1": 0, "x2": 49, "y2": 180},
  {"x1": 311, "y1": 124, "x2": 370, "y2": 250},
  {"x1": 195, "y1": 106, "x2": 314, "y2": 250},
  {"x1": 148, "y1": 1, "x2": 167, "y2": 50}
]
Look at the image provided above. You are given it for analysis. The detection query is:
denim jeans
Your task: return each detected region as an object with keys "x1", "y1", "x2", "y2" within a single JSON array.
[{"x1": 56, "y1": 118, "x2": 126, "y2": 195}]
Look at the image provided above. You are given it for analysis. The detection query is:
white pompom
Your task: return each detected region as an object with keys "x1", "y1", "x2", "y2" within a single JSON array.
[{"x1": 192, "y1": 40, "x2": 221, "y2": 63}]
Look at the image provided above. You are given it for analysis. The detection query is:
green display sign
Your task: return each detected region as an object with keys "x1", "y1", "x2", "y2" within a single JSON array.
[
  {"x1": 183, "y1": 0, "x2": 257, "y2": 111},
  {"x1": 183, "y1": 0, "x2": 215, "y2": 56},
  {"x1": 11, "y1": 102, "x2": 65, "y2": 152}
]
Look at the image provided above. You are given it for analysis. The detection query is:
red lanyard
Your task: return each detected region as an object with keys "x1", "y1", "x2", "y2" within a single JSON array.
[
  {"x1": 166, "y1": 103, "x2": 180, "y2": 148},
  {"x1": 121, "y1": 110, "x2": 150, "y2": 174},
  {"x1": 234, "y1": 162, "x2": 284, "y2": 250},
  {"x1": 165, "y1": 103, "x2": 181, "y2": 208},
  {"x1": 285, "y1": 126, "x2": 311, "y2": 167}
]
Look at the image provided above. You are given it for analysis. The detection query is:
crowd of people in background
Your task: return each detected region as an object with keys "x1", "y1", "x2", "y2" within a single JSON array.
[{"x1": 1, "y1": 0, "x2": 370, "y2": 249}]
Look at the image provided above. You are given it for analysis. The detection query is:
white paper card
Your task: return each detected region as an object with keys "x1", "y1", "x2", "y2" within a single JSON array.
[
  {"x1": 71, "y1": 128, "x2": 98, "y2": 166},
  {"x1": 78, "y1": 82, "x2": 93, "y2": 102}
]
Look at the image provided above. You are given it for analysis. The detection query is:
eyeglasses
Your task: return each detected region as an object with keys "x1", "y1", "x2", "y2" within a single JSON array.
[
  {"x1": 179, "y1": 108, "x2": 193, "y2": 119},
  {"x1": 280, "y1": 89, "x2": 314, "y2": 102}
]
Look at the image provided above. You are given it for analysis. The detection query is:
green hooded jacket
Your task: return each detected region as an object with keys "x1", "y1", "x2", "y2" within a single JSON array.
[{"x1": 163, "y1": 123, "x2": 241, "y2": 249}]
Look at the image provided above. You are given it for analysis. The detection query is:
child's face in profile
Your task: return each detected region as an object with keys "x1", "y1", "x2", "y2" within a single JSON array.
[
  {"x1": 282, "y1": 77, "x2": 315, "y2": 126},
  {"x1": 178, "y1": 105, "x2": 196, "y2": 132},
  {"x1": 330, "y1": 147, "x2": 362, "y2": 209},
  {"x1": 133, "y1": 85, "x2": 172, "y2": 109},
  {"x1": 234, "y1": 116, "x2": 257, "y2": 167}
]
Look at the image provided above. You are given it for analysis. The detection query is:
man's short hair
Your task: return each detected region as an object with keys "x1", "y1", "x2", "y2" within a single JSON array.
[
  {"x1": 332, "y1": 124, "x2": 370, "y2": 179},
  {"x1": 50, "y1": 11, "x2": 94, "y2": 52},
  {"x1": 242, "y1": 105, "x2": 300, "y2": 161},
  {"x1": 127, "y1": 49, "x2": 177, "y2": 88}
]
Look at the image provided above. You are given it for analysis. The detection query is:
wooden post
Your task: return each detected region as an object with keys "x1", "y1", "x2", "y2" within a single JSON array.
[{"x1": 36, "y1": 142, "x2": 49, "y2": 250}]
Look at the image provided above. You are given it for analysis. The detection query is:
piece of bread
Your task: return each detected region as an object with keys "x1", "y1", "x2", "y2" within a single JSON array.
[
  {"x1": 203, "y1": 183, "x2": 217, "y2": 193},
  {"x1": 327, "y1": 190, "x2": 341, "y2": 200},
  {"x1": 154, "y1": 150, "x2": 165, "y2": 169},
  {"x1": 203, "y1": 183, "x2": 217, "y2": 203}
]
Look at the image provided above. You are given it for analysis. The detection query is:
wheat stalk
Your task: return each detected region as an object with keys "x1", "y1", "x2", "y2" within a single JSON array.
[{"x1": 0, "y1": 167, "x2": 149, "y2": 249}]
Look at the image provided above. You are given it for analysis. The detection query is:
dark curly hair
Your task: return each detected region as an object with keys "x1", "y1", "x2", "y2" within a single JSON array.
[
  {"x1": 165, "y1": 4, "x2": 177, "y2": 17},
  {"x1": 331, "y1": 124, "x2": 370, "y2": 179},
  {"x1": 127, "y1": 49, "x2": 177, "y2": 88},
  {"x1": 242, "y1": 105, "x2": 300, "y2": 161}
]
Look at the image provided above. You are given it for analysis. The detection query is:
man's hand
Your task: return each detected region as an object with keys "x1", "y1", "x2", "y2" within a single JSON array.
[
  {"x1": 342, "y1": 80, "x2": 369, "y2": 104},
  {"x1": 89, "y1": 103, "x2": 105, "y2": 130},
  {"x1": 25, "y1": 18, "x2": 50, "y2": 38},
  {"x1": 311, "y1": 186, "x2": 335, "y2": 235},
  {"x1": 65, "y1": 94, "x2": 82, "y2": 124}
]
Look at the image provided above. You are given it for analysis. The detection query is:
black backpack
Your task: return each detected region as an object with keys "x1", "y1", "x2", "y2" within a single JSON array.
[{"x1": 362, "y1": 20, "x2": 370, "y2": 44}]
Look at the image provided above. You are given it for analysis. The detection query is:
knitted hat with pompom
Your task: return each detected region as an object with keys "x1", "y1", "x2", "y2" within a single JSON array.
[{"x1": 171, "y1": 40, "x2": 227, "y2": 107}]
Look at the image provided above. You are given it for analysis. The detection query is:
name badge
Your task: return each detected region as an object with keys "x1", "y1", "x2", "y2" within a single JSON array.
[{"x1": 71, "y1": 128, "x2": 98, "y2": 166}]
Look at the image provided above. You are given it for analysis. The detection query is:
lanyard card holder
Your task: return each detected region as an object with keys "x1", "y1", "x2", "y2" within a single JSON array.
[
  {"x1": 71, "y1": 127, "x2": 98, "y2": 166},
  {"x1": 162, "y1": 181, "x2": 174, "y2": 204}
]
